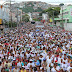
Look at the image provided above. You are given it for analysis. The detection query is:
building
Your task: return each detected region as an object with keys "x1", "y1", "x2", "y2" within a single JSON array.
[
  {"x1": 42, "y1": 13, "x2": 48, "y2": 21},
  {"x1": 28, "y1": 12, "x2": 32, "y2": 21},
  {"x1": 0, "y1": 5, "x2": 5, "y2": 33},
  {"x1": 54, "y1": 5, "x2": 72, "y2": 31},
  {"x1": 32, "y1": 12, "x2": 40, "y2": 19}
]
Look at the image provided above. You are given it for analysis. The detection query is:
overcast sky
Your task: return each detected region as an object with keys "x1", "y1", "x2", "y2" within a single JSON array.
[{"x1": 0, "y1": 0, "x2": 72, "y2": 5}]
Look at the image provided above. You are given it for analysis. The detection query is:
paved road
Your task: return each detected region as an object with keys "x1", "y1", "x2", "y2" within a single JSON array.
[{"x1": 35, "y1": 24, "x2": 44, "y2": 28}]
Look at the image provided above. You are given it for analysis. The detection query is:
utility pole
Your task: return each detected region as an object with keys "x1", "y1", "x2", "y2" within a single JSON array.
[
  {"x1": 17, "y1": 7, "x2": 19, "y2": 30},
  {"x1": 53, "y1": 11, "x2": 54, "y2": 25},
  {"x1": 6, "y1": 0, "x2": 15, "y2": 29},
  {"x1": 62, "y1": 6, "x2": 63, "y2": 28},
  {"x1": 52, "y1": 8, "x2": 54, "y2": 25},
  {"x1": 10, "y1": 0, "x2": 12, "y2": 29},
  {"x1": 59, "y1": 3, "x2": 64, "y2": 28}
]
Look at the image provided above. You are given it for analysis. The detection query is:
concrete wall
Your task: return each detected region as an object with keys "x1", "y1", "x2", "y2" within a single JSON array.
[{"x1": 64, "y1": 23, "x2": 72, "y2": 31}]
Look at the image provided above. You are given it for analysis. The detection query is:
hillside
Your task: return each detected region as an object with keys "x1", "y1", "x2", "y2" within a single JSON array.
[{"x1": 18, "y1": 1, "x2": 51, "y2": 13}]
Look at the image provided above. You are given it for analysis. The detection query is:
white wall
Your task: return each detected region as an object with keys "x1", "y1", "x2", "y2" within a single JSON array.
[
  {"x1": 0, "y1": 8, "x2": 3, "y2": 19},
  {"x1": 56, "y1": 22, "x2": 60, "y2": 26},
  {"x1": 64, "y1": 23, "x2": 72, "y2": 31},
  {"x1": 0, "y1": 7, "x2": 10, "y2": 21}
]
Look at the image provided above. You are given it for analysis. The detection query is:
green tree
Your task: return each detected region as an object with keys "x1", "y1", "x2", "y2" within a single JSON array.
[
  {"x1": 33, "y1": 18, "x2": 40, "y2": 21},
  {"x1": 8, "y1": 21, "x2": 17, "y2": 28},
  {"x1": 40, "y1": 7, "x2": 60, "y2": 18},
  {"x1": 34, "y1": 7, "x2": 43, "y2": 12},
  {"x1": 22, "y1": 6, "x2": 34, "y2": 13},
  {"x1": 59, "y1": 3, "x2": 64, "y2": 7},
  {"x1": 22, "y1": 14, "x2": 30, "y2": 22}
]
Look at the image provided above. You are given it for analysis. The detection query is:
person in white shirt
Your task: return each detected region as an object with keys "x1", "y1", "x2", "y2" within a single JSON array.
[
  {"x1": 26, "y1": 52, "x2": 30, "y2": 59},
  {"x1": 58, "y1": 55, "x2": 62, "y2": 65},
  {"x1": 51, "y1": 63, "x2": 60, "y2": 72},
  {"x1": 67, "y1": 62, "x2": 72, "y2": 72},
  {"x1": 46, "y1": 55, "x2": 52, "y2": 65},
  {"x1": 61, "y1": 61, "x2": 67, "y2": 71},
  {"x1": 17, "y1": 60, "x2": 21, "y2": 68}
]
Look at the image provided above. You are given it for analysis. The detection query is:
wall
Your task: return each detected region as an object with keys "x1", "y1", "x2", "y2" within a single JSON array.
[
  {"x1": 0, "y1": 8, "x2": 3, "y2": 19},
  {"x1": 64, "y1": 23, "x2": 72, "y2": 31},
  {"x1": 0, "y1": 7, "x2": 10, "y2": 22},
  {"x1": 60, "y1": 5, "x2": 72, "y2": 23},
  {"x1": 56, "y1": 21, "x2": 60, "y2": 26}
]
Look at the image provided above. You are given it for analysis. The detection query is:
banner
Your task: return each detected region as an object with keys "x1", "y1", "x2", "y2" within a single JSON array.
[
  {"x1": 0, "y1": 19, "x2": 2, "y2": 24},
  {"x1": 49, "y1": 18, "x2": 53, "y2": 22}
]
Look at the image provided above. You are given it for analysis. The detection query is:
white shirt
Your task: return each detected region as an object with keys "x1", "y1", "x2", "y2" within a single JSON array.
[
  {"x1": 67, "y1": 66, "x2": 72, "y2": 72},
  {"x1": 58, "y1": 57, "x2": 62, "y2": 64},
  {"x1": 46, "y1": 64, "x2": 50, "y2": 72},
  {"x1": 17, "y1": 62, "x2": 21, "y2": 67},
  {"x1": 63, "y1": 59, "x2": 68, "y2": 63},
  {"x1": 26, "y1": 53, "x2": 30, "y2": 59},
  {"x1": 27, "y1": 63, "x2": 31, "y2": 68},
  {"x1": 62, "y1": 63, "x2": 67, "y2": 71},
  {"x1": 46, "y1": 58, "x2": 52, "y2": 64},
  {"x1": 51, "y1": 66, "x2": 60, "y2": 72}
]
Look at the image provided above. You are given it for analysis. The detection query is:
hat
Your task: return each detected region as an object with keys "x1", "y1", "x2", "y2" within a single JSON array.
[
  {"x1": 0, "y1": 43, "x2": 1, "y2": 45},
  {"x1": 26, "y1": 67, "x2": 29, "y2": 70},
  {"x1": 22, "y1": 66, "x2": 25, "y2": 68},
  {"x1": 35, "y1": 51, "x2": 37, "y2": 53},
  {"x1": 40, "y1": 67, "x2": 43, "y2": 70},
  {"x1": 55, "y1": 60, "x2": 58, "y2": 63},
  {"x1": 22, "y1": 51, "x2": 24, "y2": 53},
  {"x1": 13, "y1": 59, "x2": 16, "y2": 61},
  {"x1": 40, "y1": 54, "x2": 43, "y2": 56},
  {"x1": 36, "y1": 62, "x2": 40, "y2": 66},
  {"x1": 8, "y1": 57, "x2": 10, "y2": 60},
  {"x1": 30, "y1": 59, "x2": 33, "y2": 62}
]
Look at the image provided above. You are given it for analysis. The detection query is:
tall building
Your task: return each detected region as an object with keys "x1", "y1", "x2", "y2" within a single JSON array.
[{"x1": 55, "y1": 5, "x2": 72, "y2": 31}]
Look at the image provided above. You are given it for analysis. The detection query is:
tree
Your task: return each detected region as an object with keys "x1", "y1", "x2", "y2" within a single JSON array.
[
  {"x1": 34, "y1": 7, "x2": 43, "y2": 12},
  {"x1": 8, "y1": 21, "x2": 17, "y2": 28},
  {"x1": 59, "y1": 3, "x2": 64, "y2": 7},
  {"x1": 22, "y1": 14, "x2": 30, "y2": 22},
  {"x1": 40, "y1": 7, "x2": 61, "y2": 18},
  {"x1": 33, "y1": 18, "x2": 40, "y2": 21},
  {"x1": 39, "y1": 10, "x2": 46, "y2": 16}
]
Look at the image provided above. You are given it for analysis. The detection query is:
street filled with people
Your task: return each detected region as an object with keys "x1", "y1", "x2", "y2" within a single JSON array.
[{"x1": 0, "y1": 23, "x2": 72, "y2": 72}]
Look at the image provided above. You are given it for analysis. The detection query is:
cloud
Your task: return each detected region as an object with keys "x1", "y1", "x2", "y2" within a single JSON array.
[{"x1": 0, "y1": 0, "x2": 72, "y2": 5}]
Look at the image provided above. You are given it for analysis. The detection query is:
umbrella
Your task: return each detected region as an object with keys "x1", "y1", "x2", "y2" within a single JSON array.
[
  {"x1": 4, "y1": 43, "x2": 9, "y2": 46},
  {"x1": 36, "y1": 29, "x2": 40, "y2": 32}
]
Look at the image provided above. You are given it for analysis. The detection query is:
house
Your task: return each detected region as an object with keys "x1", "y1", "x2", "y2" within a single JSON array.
[
  {"x1": 42, "y1": 13, "x2": 48, "y2": 21},
  {"x1": 32, "y1": 12, "x2": 40, "y2": 19},
  {"x1": 54, "y1": 5, "x2": 72, "y2": 31}
]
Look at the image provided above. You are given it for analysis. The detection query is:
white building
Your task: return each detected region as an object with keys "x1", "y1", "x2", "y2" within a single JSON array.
[
  {"x1": 28, "y1": 12, "x2": 32, "y2": 21},
  {"x1": 42, "y1": 13, "x2": 48, "y2": 20},
  {"x1": 0, "y1": 5, "x2": 10, "y2": 22}
]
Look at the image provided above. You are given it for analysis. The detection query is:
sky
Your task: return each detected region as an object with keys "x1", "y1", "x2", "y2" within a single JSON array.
[{"x1": 0, "y1": 0, "x2": 72, "y2": 5}]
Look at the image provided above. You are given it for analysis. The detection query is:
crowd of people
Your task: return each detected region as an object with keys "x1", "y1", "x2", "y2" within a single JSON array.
[{"x1": 0, "y1": 23, "x2": 72, "y2": 72}]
